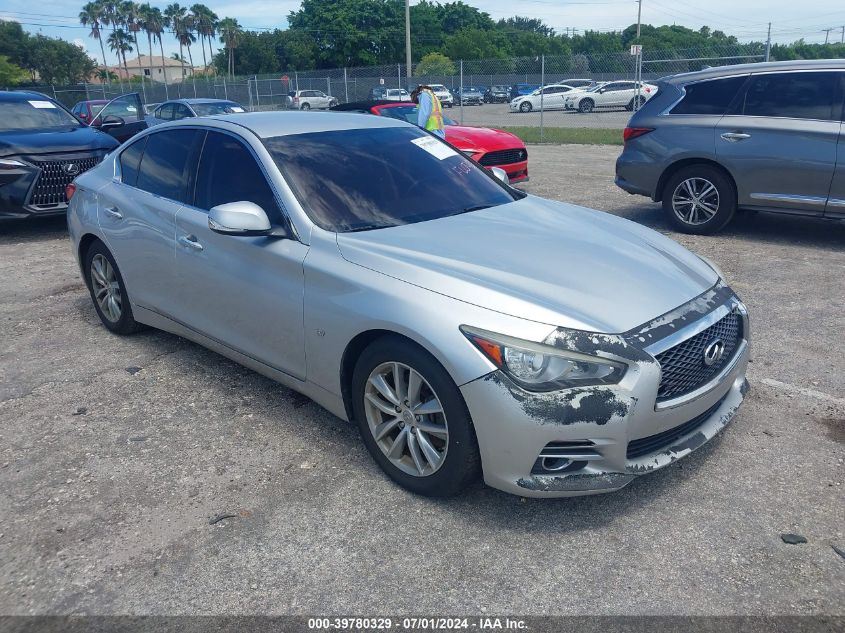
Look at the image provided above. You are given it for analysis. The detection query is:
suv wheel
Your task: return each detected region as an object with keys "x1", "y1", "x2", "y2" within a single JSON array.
[
  {"x1": 578, "y1": 99, "x2": 594, "y2": 113},
  {"x1": 519, "y1": 101, "x2": 532, "y2": 113},
  {"x1": 662, "y1": 165, "x2": 736, "y2": 235},
  {"x1": 84, "y1": 240, "x2": 144, "y2": 335},
  {"x1": 351, "y1": 336, "x2": 480, "y2": 497},
  {"x1": 300, "y1": 102, "x2": 311, "y2": 110}
]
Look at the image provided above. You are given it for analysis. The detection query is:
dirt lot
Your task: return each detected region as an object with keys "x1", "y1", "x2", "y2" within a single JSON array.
[
  {"x1": 444, "y1": 102, "x2": 632, "y2": 129},
  {"x1": 1, "y1": 145, "x2": 843, "y2": 616}
]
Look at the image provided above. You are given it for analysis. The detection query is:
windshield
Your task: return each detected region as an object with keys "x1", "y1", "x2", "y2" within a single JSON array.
[
  {"x1": 263, "y1": 127, "x2": 517, "y2": 233},
  {"x1": 586, "y1": 85, "x2": 606, "y2": 92},
  {"x1": 0, "y1": 99, "x2": 81, "y2": 132},
  {"x1": 191, "y1": 101, "x2": 243, "y2": 115},
  {"x1": 377, "y1": 105, "x2": 457, "y2": 126}
]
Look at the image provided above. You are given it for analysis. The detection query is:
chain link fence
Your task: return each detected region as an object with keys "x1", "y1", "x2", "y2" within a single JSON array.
[{"x1": 28, "y1": 45, "x2": 765, "y2": 140}]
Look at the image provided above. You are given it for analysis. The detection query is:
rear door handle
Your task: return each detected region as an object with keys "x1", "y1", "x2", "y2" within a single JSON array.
[
  {"x1": 721, "y1": 132, "x2": 752, "y2": 142},
  {"x1": 103, "y1": 206, "x2": 123, "y2": 219},
  {"x1": 178, "y1": 235, "x2": 203, "y2": 251}
]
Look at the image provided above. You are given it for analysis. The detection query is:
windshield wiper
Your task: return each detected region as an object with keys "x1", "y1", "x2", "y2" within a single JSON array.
[{"x1": 458, "y1": 204, "x2": 492, "y2": 214}]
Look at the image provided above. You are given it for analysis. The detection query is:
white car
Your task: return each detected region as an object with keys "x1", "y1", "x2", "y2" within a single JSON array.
[
  {"x1": 509, "y1": 84, "x2": 577, "y2": 113},
  {"x1": 564, "y1": 81, "x2": 658, "y2": 113},
  {"x1": 292, "y1": 90, "x2": 339, "y2": 110},
  {"x1": 383, "y1": 88, "x2": 411, "y2": 102},
  {"x1": 428, "y1": 84, "x2": 454, "y2": 108}
]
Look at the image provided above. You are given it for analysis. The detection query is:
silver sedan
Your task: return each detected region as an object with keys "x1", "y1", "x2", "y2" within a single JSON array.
[{"x1": 67, "y1": 112, "x2": 750, "y2": 498}]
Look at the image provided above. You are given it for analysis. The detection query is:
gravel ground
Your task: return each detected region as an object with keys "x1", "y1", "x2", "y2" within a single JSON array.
[{"x1": 0, "y1": 144, "x2": 843, "y2": 616}]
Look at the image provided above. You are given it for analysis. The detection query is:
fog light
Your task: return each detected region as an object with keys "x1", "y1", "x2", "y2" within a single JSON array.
[{"x1": 540, "y1": 457, "x2": 572, "y2": 472}]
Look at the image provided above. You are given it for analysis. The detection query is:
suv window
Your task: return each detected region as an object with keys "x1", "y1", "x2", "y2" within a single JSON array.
[
  {"x1": 136, "y1": 129, "x2": 202, "y2": 201},
  {"x1": 741, "y1": 71, "x2": 839, "y2": 121},
  {"x1": 119, "y1": 136, "x2": 147, "y2": 186},
  {"x1": 194, "y1": 131, "x2": 282, "y2": 223},
  {"x1": 671, "y1": 76, "x2": 747, "y2": 115}
]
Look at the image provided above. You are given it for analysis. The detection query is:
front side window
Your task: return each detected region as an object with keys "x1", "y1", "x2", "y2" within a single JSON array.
[
  {"x1": 191, "y1": 101, "x2": 242, "y2": 115},
  {"x1": 741, "y1": 71, "x2": 840, "y2": 121},
  {"x1": 193, "y1": 131, "x2": 282, "y2": 223},
  {"x1": 0, "y1": 98, "x2": 81, "y2": 132},
  {"x1": 135, "y1": 129, "x2": 202, "y2": 202},
  {"x1": 671, "y1": 76, "x2": 747, "y2": 116},
  {"x1": 263, "y1": 127, "x2": 518, "y2": 233},
  {"x1": 93, "y1": 94, "x2": 142, "y2": 125},
  {"x1": 155, "y1": 103, "x2": 174, "y2": 120},
  {"x1": 173, "y1": 104, "x2": 193, "y2": 120},
  {"x1": 119, "y1": 136, "x2": 147, "y2": 186}
]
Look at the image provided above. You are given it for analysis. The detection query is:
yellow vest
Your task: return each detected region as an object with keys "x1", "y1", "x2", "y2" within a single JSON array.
[{"x1": 423, "y1": 89, "x2": 444, "y2": 132}]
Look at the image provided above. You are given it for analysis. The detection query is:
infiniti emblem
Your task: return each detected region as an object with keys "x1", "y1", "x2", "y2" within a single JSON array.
[
  {"x1": 63, "y1": 163, "x2": 80, "y2": 176},
  {"x1": 703, "y1": 338, "x2": 725, "y2": 366}
]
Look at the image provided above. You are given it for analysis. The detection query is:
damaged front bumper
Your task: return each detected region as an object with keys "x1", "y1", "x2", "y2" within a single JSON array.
[{"x1": 460, "y1": 288, "x2": 750, "y2": 498}]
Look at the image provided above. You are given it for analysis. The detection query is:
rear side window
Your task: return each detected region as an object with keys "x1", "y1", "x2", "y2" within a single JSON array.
[
  {"x1": 741, "y1": 72, "x2": 839, "y2": 121},
  {"x1": 136, "y1": 129, "x2": 202, "y2": 202},
  {"x1": 193, "y1": 131, "x2": 282, "y2": 223},
  {"x1": 119, "y1": 136, "x2": 147, "y2": 186},
  {"x1": 672, "y1": 76, "x2": 747, "y2": 115}
]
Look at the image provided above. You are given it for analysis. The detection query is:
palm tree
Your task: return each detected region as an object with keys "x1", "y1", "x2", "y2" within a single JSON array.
[
  {"x1": 121, "y1": 1, "x2": 145, "y2": 82},
  {"x1": 79, "y1": 2, "x2": 110, "y2": 82},
  {"x1": 190, "y1": 4, "x2": 218, "y2": 75},
  {"x1": 180, "y1": 15, "x2": 197, "y2": 77},
  {"x1": 164, "y1": 3, "x2": 187, "y2": 80},
  {"x1": 139, "y1": 4, "x2": 168, "y2": 96},
  {"x1": 218, "y1": 17, "x2": 242, "y2": 78},
  {"x1": 107, "y1": 28, "x2": 133, "y2": 80}
]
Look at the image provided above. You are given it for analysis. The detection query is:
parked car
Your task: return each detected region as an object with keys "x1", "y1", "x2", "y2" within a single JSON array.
[
  {"x1": 509, "y1": 84, "x2": 576, "y2": 113},
  {"x1": 331, "y1": 100, "x2": 529, "y2": 182},
  {"x1": 292, "y1": 90, "x2": 338, "y2": 110},
  {"x1": 143, "y1": 102, "x2": 160, "y2": 115},
  {"x1": 484, "y1": 85, "x2": 510, "y2": 103},
  {"x1": 427, "y1": 84, "x2": 454, "y2": 108},
  {"x1": 71, "y1": 99, "x2": 109, "y2": 124},
  {"x1": 616, "y1": 59, "x2": 845, "y2": 234},
  {"x1": 382, "y1": 88, "x2": 411, "y2": 102},
  {"x1": 510, "y1": 84, "x2": 540, "y2": 100},
  {"x1": 0, "y1": 90, "x2": 118, "y2": 220},
  {"x1": 457, "y1": 87, "x2": 484, "y2": 105},
  {"x1": 68, "y1": 111, "x2": 749, "y2": 498},
  {"x1": 564, "y1": 81, "x2": 658, "y2": 113},
  {"x1": 88, "y1": 93, "x2": 148, "y2": 142},
  {"x1": 147, "y1": 99, "x2": 246, "y2": 126},
  {"x1": 557, "y1": 78, "x2": 595, "y2": 90}
]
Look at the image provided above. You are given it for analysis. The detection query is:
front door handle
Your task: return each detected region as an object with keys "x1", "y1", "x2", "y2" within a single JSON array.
[
  {"x1": 103, "y1": 206, "x2": 123, "y2": 219},
  {"x1": 178, "y1": 235, "x2": 203, "y2": 251},
  {"x1": 721, "y1": 131, "x2": 752, "y2": 142}
]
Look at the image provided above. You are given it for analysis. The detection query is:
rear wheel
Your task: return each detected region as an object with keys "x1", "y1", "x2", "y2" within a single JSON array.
[
  {"x1": 84, "y1": 240, "x2": 144, "y2": 335},
  {"x1": 351, "y1": 336, "x2": 480, "y2": 497},
  {"x1": 626, "y1": 95, "x2": 646, "y2": 111},
  {"x1": 578, "y1": 99, "x2": 594, "y2": 113},
  {"x1": 300, "y1": 102, "x2": 311, "y2": 110},
  {"x1": 519, "y1": 101, "x2": 532, "y2": 113},
  {"x1": 662, "y1": 165, "x2": 736, "y2": 235}
]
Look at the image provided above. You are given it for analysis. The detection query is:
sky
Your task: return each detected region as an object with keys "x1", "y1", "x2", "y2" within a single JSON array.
[{"x1": 1, "y1": 0, "x2": 843, "y2": 62}]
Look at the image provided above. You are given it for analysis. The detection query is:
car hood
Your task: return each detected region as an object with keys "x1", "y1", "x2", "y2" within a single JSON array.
[
  {"x1": 445, "y1": 125, "x2": 524, "y2": 151},
  {"x1": 0, "y1": 125, "x2": 117, "y2": 158},
  {"x1": 336, "y1": 196, "x2": 718, "y2": 333}
]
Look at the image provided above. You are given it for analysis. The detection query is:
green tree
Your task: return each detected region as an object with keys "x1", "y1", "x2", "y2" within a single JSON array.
[
  {"x1": 164, "y1": 4, "x2": 188, "y2": 79},
  {"x1": 28, "y1": 35, "x2": 97, "y2": 83},
  {"x1": 415, "y1": 52, "x2": 455, "y2": 76},
  {"x1": 121, "y1": 2, "x2": 145, "y2": 81},
  {"x1": 191, "y1": 4, "x2": 218, "y2": 73},
  {"x1": 217, "y1": 17, "x2": 242, "y2": 77},
  {"x1": 107, "y1": 28, "x2": 133, "y2": 78},
  {"x1": 79, "y1": 2, "x2": 110, "y2": 79},
  {"x1": 0, "y1": 55, "x2": 27, "y2": 85}
]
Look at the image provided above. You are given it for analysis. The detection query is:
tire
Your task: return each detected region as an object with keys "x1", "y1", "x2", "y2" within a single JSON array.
[
  {"x1": 578, "y1": 99, "x2": 594, "y2": 113},
  {"x1": 300, "y1": 102, "x2": 311, "y2": 110},
  {"x1": 84, "y1": 240, "x2": 144, "y2": 335},
  {"x1": 519, "y1": 101, "x2": 532, "y2": 113},
  {"x1": 627, "y1": 96, "x2": 645, "y2": 111},
  {"x1": 351, "y1": 335, "x2": 480, "y2": 497},
  {"x1": 662, "y1": 165, "x2": 736, "y2": 235}
]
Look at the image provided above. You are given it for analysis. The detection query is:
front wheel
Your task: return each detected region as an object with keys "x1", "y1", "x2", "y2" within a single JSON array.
[
  {"x1": 662, "y1": 165, "x2": 736, "y2": 235},
  {"x1": 519, "y1": 101, "x2": 532, "y2": 113},
  {"x1": 578, "y1": 99, "x2": 594, "y2": 113},
  {"x1": 352, "y1": 336, "x2": 480, "y2": 497}
]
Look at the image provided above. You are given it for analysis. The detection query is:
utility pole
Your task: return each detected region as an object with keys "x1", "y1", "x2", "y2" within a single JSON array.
[
  {"x1": 840, "y1": 25, "x2": 844, "y2": 43},
  {"x1": 405, "y1": 0, "x2": 412, "y2": 81},
  {"x1": 823, "y1": 27, "x2": 832, "y2": 44},
  {"x1": 765, "y1": 22, "x2": 771, "y2": 61},
  {"x1": 636, "y1": 0, "x2": 642, "y2": 38},
  {"x1": 635, "y1": 0, "x2": 643, "y2": 110}
]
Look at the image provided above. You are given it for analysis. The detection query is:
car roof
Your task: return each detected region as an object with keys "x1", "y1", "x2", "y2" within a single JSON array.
[
  {"x1": 662, "y1": 58, "x2": 845, "y2": 84},
  {"x1": 169, "y1": 98, "x2": 236, "y2": 104},
  {"x1": 0, "y1": 90, "x2": 55, "y2": 102},
  {"x1": 331, "y1": 100, "x2": 412, "y2": 112},
  {"x1": 206, "y1": 110, "x2": 408, "y2": 138}
]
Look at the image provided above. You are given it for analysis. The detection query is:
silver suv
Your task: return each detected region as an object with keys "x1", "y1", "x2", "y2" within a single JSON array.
[
  {"x1": 616, "y1": 60, "x2": 845, "y2": 234},
  {"x1": 292, "y1": 90, "x2": 338, "y2": 110}
]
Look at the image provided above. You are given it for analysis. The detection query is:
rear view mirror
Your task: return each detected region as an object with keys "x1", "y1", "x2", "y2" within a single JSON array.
[
  {"x1": 208, "y1": 201, "x2": 274, "y2": 236},
  {"x1": 491, "y1": 167, "x2": 509, "y2": 185}
]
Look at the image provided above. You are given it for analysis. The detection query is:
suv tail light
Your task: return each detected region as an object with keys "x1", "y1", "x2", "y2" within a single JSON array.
[
  {"x1": 623, "y1": 127, "x2": 654, "y2": 143},
  {"x1": 65, "y1": 183, "x2": 77, "y2": 201}
]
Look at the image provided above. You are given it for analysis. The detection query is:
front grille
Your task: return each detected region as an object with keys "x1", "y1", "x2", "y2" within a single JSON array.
[
  {"x1": 479, "y1": 148, "x2": 527, "y2": 166},
  {"x1": 27, "y1": 155, "x2": 101, "y2": 208},
  {"x1": 626, "y1": 396, "x2": 726, "y2": 459},
  {"x1": 655, "y1": 312, "x2": 742, "y2": 401}
]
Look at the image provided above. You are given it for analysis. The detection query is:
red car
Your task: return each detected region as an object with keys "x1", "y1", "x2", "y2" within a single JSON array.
[
  {"x1": 332, "y1": 101, "x2": 528, "y2": 183},
  {"x1": 70, "y1": 99, "x2": 109, "y2": 125}
]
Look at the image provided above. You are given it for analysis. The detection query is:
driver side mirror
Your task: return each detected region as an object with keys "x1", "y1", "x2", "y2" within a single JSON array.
[
  {"x1": 99, "y1": 115, "x2": 125, "y2": 129},
  {"x1": 208, "y1": 201, "x2": 274, "y2": 236},
  {"x1": 491, "y1": 167, "x2": 509, "y2": 185}
]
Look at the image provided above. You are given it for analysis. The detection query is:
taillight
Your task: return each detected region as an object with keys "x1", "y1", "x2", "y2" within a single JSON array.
[
  {"x1": 66, "y1": 183, "x2": 76, "y2": 201},
  {"x1": 293, "y1": 96, "x2": 299, "y2": 103},
  {"x1": 623, "y1": 127, "x2": 654, "y2": 143}
]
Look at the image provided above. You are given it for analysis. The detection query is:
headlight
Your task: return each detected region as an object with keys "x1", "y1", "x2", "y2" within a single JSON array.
[
  {"x1": 462, "y1": 326, "x2": 626, "y2": 392},
  {"x1": 0, "y1": 158, "x2": 27, "y2": 170}
]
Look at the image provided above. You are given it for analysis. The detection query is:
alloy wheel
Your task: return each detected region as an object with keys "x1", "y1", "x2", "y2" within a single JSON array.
[
  {"x1": 672, "y1": 177, "x2": 720, "y2": 226},
  {"x1": 363, "y1": 362, "x2": 449, "y2": 477},
  {"x1": 90, "y1": 253, "x2": 122, "y2": 322}
]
